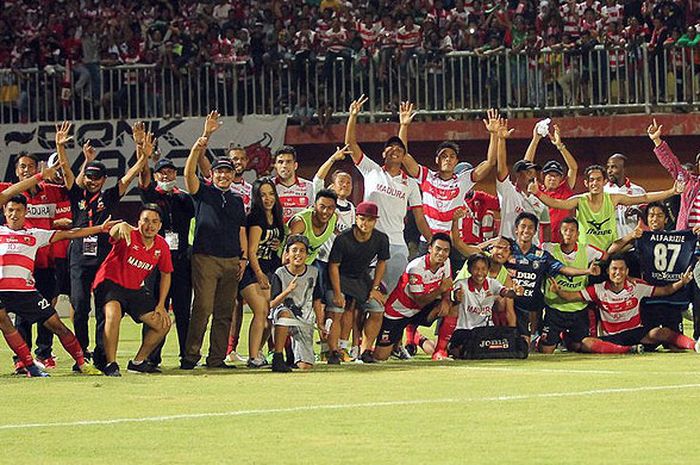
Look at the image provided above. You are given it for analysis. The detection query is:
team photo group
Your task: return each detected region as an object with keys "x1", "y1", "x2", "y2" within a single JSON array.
[{"x1": 2, "y1": 97, "x2": 699, "y2": 377}]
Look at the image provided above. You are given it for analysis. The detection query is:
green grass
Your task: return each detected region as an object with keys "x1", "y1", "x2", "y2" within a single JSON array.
[{"x1": 1, "y1": 314, "x2": 700, "y2": 465}]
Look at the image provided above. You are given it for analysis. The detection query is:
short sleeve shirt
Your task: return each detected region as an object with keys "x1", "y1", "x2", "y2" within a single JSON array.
[
  {"x1": 356, "y1": 154, "x2": 422, "y2": 245},
  {"x1": 67, "y1": 184, "x2": 122, "y2": 265},
  {"x1": 539, "y1": 181, "x2": 574, "y2": 243},
  {"x1": 580, "y1": 279, "x2": 654, "y2": 335},
  {"x1": 191, "y1": 183, "x2": 245, "y2": 258},
  {"x1": 416, "y1": 164, "x2": 475, "y2": 235},
  {"x1": 497, "y1": 177, "x2": 550, "y2": 245},
  {"x1": 328, "y1": 227, "x2": 390, "y2": 279},
  {"x1": 454, "y1": 277, "x2": 505, "y2": 330},
  {"x1": 384, "y1": 254, "x2": 452, "y2": 319},
  {"x1": 0, "y1": 226, "x2": 55, "y2": 291}
]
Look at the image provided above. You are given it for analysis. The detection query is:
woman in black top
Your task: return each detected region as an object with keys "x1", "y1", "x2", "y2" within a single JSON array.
[{"x1": 240, "y1": 178, "x2": 285, "y2": 367}]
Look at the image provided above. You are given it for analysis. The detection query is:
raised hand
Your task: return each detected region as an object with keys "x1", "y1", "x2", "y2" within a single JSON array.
[
  {"x1": 527, "y1": 179, "x2": 539, "y2": 195},
  {"x1": 674, "y1": 179, "x2": 686, "y2": 194},
  {"x1": 348, "y1": 94, "x2": 368, "y2": 117},
  {"x1": 100, "y1": 215, "x2": 120, "y2": 233},
  {"x1": 331, "y1": 144, "x2": 351, "y2": 162},
  {"x1": 203, "y1": 110, "x2": 222, "y2": 137},
  {"x1": 482, "y1": 108, "x2": 500, "y2": 133},
  {"x1": 399, "y1": 101, "x2": 417, "y2": 125},
  {"x1": 193, "y1": 136, "x2": 208, "y2": 152},
  {"x1": 452, "y1": 207, "x2": 466, "y2": 221},
  {"x1": 680, "y1": 266, "x2": 693, "y2": 285},
  {"x1": 132, "y1": 121, "x2": 146, "y2": 145},
  {"x1": 647, "y1": 118, "x2": 663, "y2": 144},
  {"x1": 55, "y1": 121, "x2": 73, "y2": 146},
  {"x1": 549, "y1": 124, "x2": 563, "y2": 148},
  {"x1": 82, "y1": 140, "x2": 97, "y2": 162},
  {"x1": 497, "y1": 117, "x2": 515, "y2": 139},
  {"x1": 141, "y1": 131, "x2": 155, "y2": 159},
  {"x1": 632, "y1": 218, "x2": 644, "y2": 240},
  {"x1": 588, "y1": 262, "x2": 601, "y2": 276},
  {"x1": 40, "y1": 158, "x2": 61, "y2": 180}
]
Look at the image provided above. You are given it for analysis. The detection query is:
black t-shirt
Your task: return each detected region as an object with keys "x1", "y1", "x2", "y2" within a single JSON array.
[
  {"x1": 191, "y1": 182, "x2": 245, "y2": 258},
  {"x1": 246, "y1": 209, "x2": 284, "y2": 263},
  {"x1": 67, "y1": 183, "x2": 121, "y2": 266},
  {"x1": 139, "y1": 182, "x2": 194, "y2": 255},
  {"x1": 329, "y1": 227, "x2": 390, "y2": 280}
]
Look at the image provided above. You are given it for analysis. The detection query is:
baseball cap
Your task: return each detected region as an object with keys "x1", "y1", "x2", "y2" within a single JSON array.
[
  {"x1": 154, "y1": 158, "x2": 176, "y2": 172},
  {"x1": 383, "y1": 136, "x2": 406, "y2": 152},
  {"x1": 285, "y1": 234, "x2": 310, "y2": 251},
  {"x1": 542, "y1": 160, "x2": 564, "y2": 175},
  {"x1": 356, "y1": 201, "x2": 380, "y2": 218},
  {"x1": 211, "y1": 157, "x2": 234, "y2": 171},
  {"x1": 513, "y1": 160, "x2": 541, "y2": 173},
  {"x1": 85, "y1": 161, "x2": 107, "y2": 178},
  {"x1": 454, "y1": 161, "x2": 473, "y2": 175}
]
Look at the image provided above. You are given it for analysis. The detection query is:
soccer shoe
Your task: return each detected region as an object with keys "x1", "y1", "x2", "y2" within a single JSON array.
[
  {"x1": 391, "y1": 346, "x2": 412, "y2": 360},
  {"x1": 180, "y1": 359, "x2": 197, "y2": 370},
  {"x1": 26, "y1": 364, "x2": 50, "y2": 378},
  {"x1": 629, "y1": 344, "x2": 645, "y2": 355},
  {"x1": 271, "y1": 353, "x2": 292, "y2": 373},
  {"x1": 405, "y1": 343, "x2": 418, "y2": 357},
  {"x1": 694, "y1": 339, "x2": 700, "y2": 354},
  {"x1": 13, "y1": 360, "x2": 28, "y2": 376},
  {"x1": 359, "y1": 350, "x2": 377, "y2": 364},
  {"x1": 227, "y1": 351, "x2": 246, "y2": 363},
  {"x1": 127, "y1": 360, "x2": 160, "y2": 374},
  {"x1": 327, "y1": 350, "x2": 342, "y2": 365},
  {"x1": 246, "y1": 357, "x2": 267, "y2": 368},
  {"x1": 103, "y1": 362, "x2": 122, "y2": 377},
  {"x1": 431, "y1": 350, "x2": 451, "y2": 361},
  {"x1": 37, "y1": 355, "x2": 57, "y2": 369},
  {"x1": 349, "y1": 346, "x2": 360, "y2": 360},
  {"x1": 338, "y1": 348, "x2": 353, "y2": 362},
  {"x1": 77, "y1": 363, "x2": 102, "y2": 376}
]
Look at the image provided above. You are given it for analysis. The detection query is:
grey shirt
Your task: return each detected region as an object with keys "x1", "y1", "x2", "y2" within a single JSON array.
[{"x1": 271, "y1": 265, "x2": 322, "y2": 325}]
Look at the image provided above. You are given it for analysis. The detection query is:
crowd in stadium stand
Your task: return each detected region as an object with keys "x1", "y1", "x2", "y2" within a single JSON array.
[{"x1": 0, "y1": 101, "x2": 699, "y2": 377}]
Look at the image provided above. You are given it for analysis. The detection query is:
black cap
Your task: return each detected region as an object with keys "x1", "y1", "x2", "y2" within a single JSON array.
[
  {"x1": 85, "y1": 161, "x2": 107, "y2": 178},
  {"x1": 154, "y1": 158, "x2": 176, "y2": 173},
  {"x1": 211, "y1": 157, "x2": 234, "y2": 171},
  {"x1": 513, "y1": 160, "x2": 541, "y2": 173},
  {"x1": 383, "y1": 136, "x2": 406, "y2": 152},
  {"x1": 542, "y1": 160, "x2": 565, "y2": 175}
]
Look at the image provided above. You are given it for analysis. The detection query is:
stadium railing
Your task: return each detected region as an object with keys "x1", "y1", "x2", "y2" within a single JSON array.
[{"x1": 0, "y1": 44, "x2": 697, "y2": 124}]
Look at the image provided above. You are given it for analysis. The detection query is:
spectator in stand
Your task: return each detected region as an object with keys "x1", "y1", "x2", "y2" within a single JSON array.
[
  {"x1": 322, "y1": 17, "x2": 351, "y2": 87},
  {"x1": 397, "y1": 15, "x2": 423, "y2": 71}
]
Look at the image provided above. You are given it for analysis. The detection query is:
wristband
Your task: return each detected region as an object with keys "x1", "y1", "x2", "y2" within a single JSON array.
[{"x1": 34, "y1": 172, "x2": 44, "y2": 182}]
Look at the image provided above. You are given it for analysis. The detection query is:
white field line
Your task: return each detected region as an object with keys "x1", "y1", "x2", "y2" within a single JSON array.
[
  {"x1": 1, "y1": 383, "x2": 700, "y2": 431},
  {"x1": 442, "y1": 366, "x2": 700, "y2": 376}
]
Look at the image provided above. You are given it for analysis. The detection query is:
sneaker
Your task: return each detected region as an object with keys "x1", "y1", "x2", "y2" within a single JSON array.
[
  {"x1": 205, "y1": 362, "x2": 237, "y2": 369},
  {"x1": 127, "y1": 360, "x2": 160, "y2": 374},
  {"x1": 246, "y1": 357, "x2": 267, "y2": 368},
  {"x1": 72, "y1": 363, "x2": 82, "y2": 373},
  {"x1": 431, "y1": 350, "x2": 450, "y2": 361},
  {"x1": 694, "y1": 339, "x2": 700, "y2": 354},
  {"x1": 77, "y1": 363, "x2": 102, "y2": 376},
  {"x1": 37, "y1": 355, "x2": 57, "y2": 369},
  {"x1": 271, "y1": 352, "x2": 292, "y2": 373},
  {"x1": 349, "y1": 346, "x2": 360, "y2": 360},
  {"x1": 227, "y1": 351, "x2": 246, "y2": 363},
  {"x1": 180, "y1": 359, "x2": 197, "y2": 370},
  {"x1": 103, "y1": 362, "x2": 121, "y2": 377},
  {"x1": 629, "y1": 344, "x2": 645, "y2": 355},
  {"x1": 13, "y1": 360, "x2": 27, "y2": 376},
  {"x1": 338, "y1": 348, "x2": 353, "y2": 362},
  {"x1": 391, "y1": 346, "x2": 412, "y2": 360},
  {"x1": 327, "y1": 350, "x2": 342, "y2": 365},
  {"x1": 405, "y1": 343, "x2": 417, "y2": 357},
  {"x1": 359, "y1": 350, "x2": 377, "y2": 364},
  {"x1": 26, "y1": 364, "x2": 49, "y2": 378}
]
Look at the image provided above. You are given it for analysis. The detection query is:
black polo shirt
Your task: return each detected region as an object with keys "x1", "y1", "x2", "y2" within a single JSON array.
[
  {"x1": 139, "y1": 182, "x2": 194, "y2": 256},
  {"x1": 191, "y1": 182, "x2": 245, "y2": 258},
  {"x1": 67, "y1": 183, "x2": 121, "y2": 266}
]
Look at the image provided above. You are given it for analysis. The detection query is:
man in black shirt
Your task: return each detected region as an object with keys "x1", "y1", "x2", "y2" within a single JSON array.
[
  {"x1": 60, "y1": 122, "x2": 151, "y2": 369},
  {"x1": 326, "y1": 201, "x2": 390, "y2": 364},
  {"x1": 138, "y1": 157, "x2": 194, "y2": 365},
  {"x1": 181, "y1": 111, "x2": 248, "y2": 370}
]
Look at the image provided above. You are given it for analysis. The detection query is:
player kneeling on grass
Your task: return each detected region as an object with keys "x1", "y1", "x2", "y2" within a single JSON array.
[
  {"x1": 0, "y1": 189, "x2": 116, "y2": 377},
  {"x1": 93, "y1": 204, "x2": 174, "y2": 377},
  {"x1": 269, "y1": 235, "x2": 325, "y2": 373},
  {"x1": 550, "y1": 254, "x2": 700, "y2": 354},
  {"x1": 373, "y1": 233, "x2": 453, "y2": 362},
  {"x1": 448, "y1": 254, "x2": 525, "y2": 359}
]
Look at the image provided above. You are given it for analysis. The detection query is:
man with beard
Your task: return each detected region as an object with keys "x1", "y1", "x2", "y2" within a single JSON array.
[
  {"x1": 288, "y1": 189, "x2": 338, "y2": 265},
  {"x1": 605, "y1": 153, "x2": 646, "y2": 237},
  {"x1": 138, "y1": 156, "x2": 194, "y2": 367},
  {"x1": 344, "y1": 94, "x2": 432, "y2": 293},
  {"x1": 273, "y1": 145, "x2": 314, "y2": 224},
  {"x1": 61, "y1": 121, "x2": 151, "y2": 370},
  {"x1": 181, "y1": 111, "x2": 247, "y2": 370}
]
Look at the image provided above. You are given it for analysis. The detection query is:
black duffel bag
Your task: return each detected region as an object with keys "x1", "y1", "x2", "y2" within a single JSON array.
[{"x1": 452, "y1": 326, "x2": 529, "y2": 360}]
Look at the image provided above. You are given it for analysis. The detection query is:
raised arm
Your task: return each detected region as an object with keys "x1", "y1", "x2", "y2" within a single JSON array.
[
  {"x1": 648, "y1": 118, "x2": 685, "y2": 178},
  {"x1": 529, "y1": 181, "x2": 582, "y2": 210},
  {"x1": 0, "y1": 163, "x2": 60, "y2": 205},
  {"x1": 550, "y1": 124, "x2": 578, "y2": 189},
  {"x1": 652, "y1": 268, "x2": 693, "y2": 297},
  {"x1": 75, "y1": 140, "x2": 98, "y2": 189},
  {"x1": 495, "y1": 116, "x2": 515, "y2": 182},
  {"x1": 118, "y1": 126, "x2": 152, "y2": 197},
  {"x1": 51, "y1": 216, "x2": 120, "y2": 243},
  {"x1": 524, "y1": 122, "x2": 543, "y2": 163},
  {"x1": 184, "y1": 137, "x2": 208, "y2": 195},
  {"x1": 344, "y1": 95, "x2": 368, "y2": 164},
  {"x1": 315, "y1": 144, "x2": 351, "y2": 181},
  {"x1": 471, "y1": 108, "x2": 500, "y2": 182},
  {"x1": 398, "y1": 101, "x2": 421, "y2": 178},
  {"x1": 612, "y1": 181, "x2": 683, "y2": 207},
  {"x1": 54, "y1": 121, "x2": 76, "y2": 190}
]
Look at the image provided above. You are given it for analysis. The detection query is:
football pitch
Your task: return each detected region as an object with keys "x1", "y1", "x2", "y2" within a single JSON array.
[{"x1": 1, "y1": 315, "x2": 699, "y2": 465}]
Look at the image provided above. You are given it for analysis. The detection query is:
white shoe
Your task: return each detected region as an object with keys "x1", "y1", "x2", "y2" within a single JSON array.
[
  {"x1": 694, "y1": 339, "x2": 700, "y2": 354},
  {"x1": 349, "y1": 346, "x2": 360, "y2": 360},
  {"x1": 227, "y1": 351, "x2": 247, "y2": 363}
]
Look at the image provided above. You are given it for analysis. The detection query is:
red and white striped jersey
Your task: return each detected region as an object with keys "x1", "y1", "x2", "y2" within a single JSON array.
[
  {"x1": 688, "y1": 194, "x2": 700, "y2": 228},
  {"x1": 323, "y1": 28, "x2": 348, "y2": 53},
  {"x1": 580, "y1": 279, "x2": 655, "y2": 335},
  {"x1": 448, "y1": 8, "x2": 470, "y2": 25},
  {"x1": 378, "y1": 26, "x2": 398, "y2": 49},
  {"x1": 601, "y1": 3, "x2": 624, "y2": 24},
  {"x1": 560, "y1": 3, "x2": 580, "y2": 37},
  {"x1": 357, "y1": 21, "x2": 380, "y2": 49},
  {"x1": 416, "y1": 164, "x2": 475, "y2": 235},
  {"x1": 397, "y1": 25, "x2": 422, "y2": 50},
  {"x1": 274, "y1": 176, "x2": 314, "y2": 223},
  {"x1": 230, "y1": 179, "x2": 252, "y2": 214},
  {"x1": 293, "y1": 30, "x2": 316, "y2": 53},
  {"x1": 0, "y1": 226, "x2": 55, "y2": 292},
  {"x1": 385, "y1": 254, "x2": 452, "y2": 319},
  {"x1": 577, "y1": 0, "x2": 602, "y2": 17}
]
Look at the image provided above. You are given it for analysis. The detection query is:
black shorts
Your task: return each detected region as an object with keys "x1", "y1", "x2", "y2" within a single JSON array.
[
  {"x1": 601, "y1": 327, "x2": 647, "y2": 346},
  {"x1": 239, "y1": 258, "x2": 280, "y2": 290},
  {"x1": 94, "y1": 280, "x2": 156, "y2": 323},
  {"x1": 641, "y1": 302, "x2": 684, "y2": 333},
  {"x1": 540, "y1": 306, "x2": 591, "y2": 346},
  {"x1": 34, "y1": 267, "x2": 57, "y2": 302},
  {"x1": 376, "y1": 303, "x2": 437, "y2": 347},
  {"x1": 0, "y1": 291, "x2": 56, "y2": 325},
  {"x1": 514, "y1": 307, "x2": 532, "y2": 337},
  {"x1": 54, "y1": 257, "x2": 71, "y2": 296}
]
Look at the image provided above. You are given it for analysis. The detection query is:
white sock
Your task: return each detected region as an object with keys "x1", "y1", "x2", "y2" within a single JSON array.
[{"x1": 339, "y1": 339, "x2": 349, "y2": 350}]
